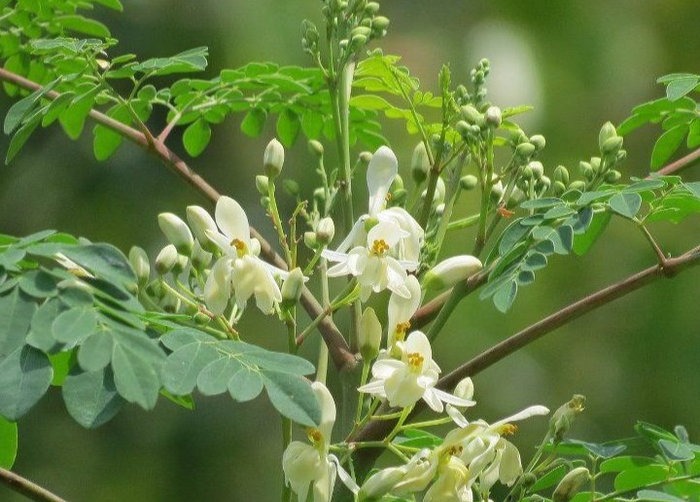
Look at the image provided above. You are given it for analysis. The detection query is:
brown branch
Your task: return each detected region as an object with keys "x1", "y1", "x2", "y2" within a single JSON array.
[
  {"x1": 0, "y1": 68, "x2": 356, "y2": 371},
  {"x1": 656, "y1": 146, "x2": 700, "y2": 176},
  {"x1": 0, "y1": 468, "x2": 67, "y2": 502},
  {"x1": 350, "y1": 244, "x2": 700, "y2": 471}
]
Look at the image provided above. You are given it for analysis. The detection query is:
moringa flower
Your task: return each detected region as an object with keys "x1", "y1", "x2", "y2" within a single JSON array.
[
  {"x1": 203, "y1": 196, "x2": 290, "y2": 315},
  {"x1": 357, "y1": 331, "x2": 472, "y2": 412}
]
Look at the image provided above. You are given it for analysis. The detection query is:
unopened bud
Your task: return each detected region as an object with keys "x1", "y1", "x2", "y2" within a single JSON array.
[
  {"x1": 590, "y1": 157, "x2": 601, "y2": 172},
  {"x1": 553, "y1": 467, "x2": 590, "y2": 502},
  {"x1": 550, "y1": 394, "x2": 586, "y2": 441},
  {"x1": 569, "y1": 180, "x2": 586, "y2": 192},
  {"x1": 392, "y1": 188, "x2": 407, "y2": 205},
  {"x1": 598, "y1": 121, "x2": 618, "y2": 151},
  {"x1": 536, "y1": 175, "x2": 551, "y2": 192},
  {"x1": 616, "y1": 150, "x2": 627, "y2": 162},
  {"x1": 191, "y1": 240, "x2": 212, "y2": 270},
  {"x1": 173, "y1": 253, "x2": 188, "y2": 275},
  {"x1": 604, "y1": 170, "x2": 621, "y2": 183},
  {"x1": 530, "y1": 134, "x2": 546, "y2": 151},
  {"x1": 158, "y1": 213, "x2": 194, "y2": 255},
  {"x1": 316, "y1": 217, "x2": 335, "y2": 245},
  {"x1": 372, "y1": 15, "x2": 390, "y2": 31},
  {"x1": 365, "y1": 2, "x2": 380, "y2": 14},
  {"x1": 528, "y1": 161, "x2": 544, "y2": 179},
  {"x1": 359, "y1": 151, "x2": 373, "y2": 165},
  {"x1": 485, "y1": 105, "x2": 502, "y2": 127},
  {"x1": 460, "y1": 104, "x2": 483, "y2": 126},
  {"x1": 155, "y1": 244, "x2": 178, "y2": 275},
  {"x1": 423, "y1": 255, "x2": 483, "y2": 290},
  {"x1": 553, "y1": 181, "x2": 567, "y2": 196},
  {"x1": 601, "y1": 136, "x2": 623, "y2": 155},
  {"x1": 350, "y1": 33, "x2": 368, "y2": 48},
  {"x1": 128, "y1": 246, "x2": 150, "y2": 286},
  {"x1": 255, "y1": 175, "x2": 269, "y2": 195},
  {"x1": 263, "y1": 138, "x2": 285, "y2": 178},
  {"x1": 159, "y1": 287, "x2": 180, "y2": 313},
  {"x1": 304, "y1": 231, "x2": 317, "y2": 249},
  {"x1": 554, "y1": 165, "x2": 570, "y2": 185},
  {"x1": 460, "y1": 174, "x2": 478, "y2": 190},
  {"x1": 359, "y1": 307, "x2": 382, "y2": 361},
  {"x1": 281, "y1": 268, "x2": 306, "y2": 305},
  {"x1": 186, "y1": 205, "x2": 218, "y2": 251},
  {"x1": 580, "y1": 161, "x2": 594, "y2": 181},
  {"x1": 351, "y1": 26, "x2": 372, "y2": 38},
  {"x1": 453, "y1": 377, "x2": 475, "y2": 401},
  {"x1": 282, "y1": 179, "x2": 300, "y2": 196},
  {"x1": 455, "y1": 120, "x2": 470, "y2": 138},
  {"x1": 308, "y1": 139, "x2": 324, "y2": 157},
  {"x1": 260, "y1": 196, "x2": 270, "y2": 210},
  {"x1": 516, "y1": 142, "x2": 536, "y2": 158}
]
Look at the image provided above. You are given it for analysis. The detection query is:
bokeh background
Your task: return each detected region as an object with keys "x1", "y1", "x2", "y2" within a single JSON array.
[{"x1": 1, "y1": 1, "x2": 699, "y2": 500}]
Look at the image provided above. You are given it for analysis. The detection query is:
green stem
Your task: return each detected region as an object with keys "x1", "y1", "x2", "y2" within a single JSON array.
[
  {"x1": 281, "y1": 415, "x2": 292, "y2": 502},
  {"x1": 447, "y1": 213, "x2": 480, "y2": 231},
  {"x1": 267, "y1": 180, "x2": 293, "y2": 267},
  {"x1": 595, "y1": 473, "x2": 698, "y2": 501},
  {"x1": 354, "y1": 361, "x2": 371, "y2": 424},
  {"x1": 426, "y1": 280, "x2": 469, "y2": 343}
]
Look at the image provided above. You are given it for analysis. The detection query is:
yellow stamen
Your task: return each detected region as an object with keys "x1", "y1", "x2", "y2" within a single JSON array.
[
  {"x1": 448, "y1": 445, "x2": 463, "y2": 457},
  {"x1": 498, "y1": 423, "x2": 518, "y2": 436},
  {"x1": 231, "y1": 238, "x2": 247, "y2": 257},
  {"x1": 371, "y1": 239, "x2": 390, "y2": 256},
  {"x1": 306, "y1": 427, "x2": 323, "y2": 445},
  {"x1": 395, "y1": 321, "x2": 411, "y2": 335},
  {"x1": 407, "y1": 352, "x2": 424, "y2": 372}
]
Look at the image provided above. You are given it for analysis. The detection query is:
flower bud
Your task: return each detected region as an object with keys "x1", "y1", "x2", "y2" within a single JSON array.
[
  {"x1": 128, "y1": 246, "x2": 150, "y2": 286},
  {"x1": 516, "y1": 142, "x2": 536, "y2": 158},
  {"x1": 528, "y1": 161, "x2": 544, "y2": 179},
  {"x1": 530, "y1": 134, "x2": 546, "y2": 151},
  {"x1": 616, "y1": 149, "x2": 627, "y2": 162},
  {"x1": 191, "y1": 240, "x2": 213, "y2": 270},
  {"x1": 359, "y1": 467, "x2": 406, "y2": 500},
  {"x1": 158, "y1": 212, "x2": 194, "y2": 255},
  {"x1": 155, "y1": 244, "x2": 178, "y2": 275},
  {"x1": 569, "y1": 180, "x2": 586, "y2": 192},
  {"x1": 604, "y1": 170, "x2": 621, "y2": 183},
  {"x1": 351, "y1": 26, "x2": 372, "y2": 38},
  {"x1": 601, "y1": 136, "x2": 624, "y2": 155},
  {"x1": 281, "y1": 268, "x2": 306, "y2": 305},
  {"x1": 421, "y1": 177, "x2": 445, "y2": 205},
  {"x1": 536, "y1": 175, "x2": 551, "y2": 192},
  {"x1": 173, "y1": 253, "x2": 188, "y2": 275},
  {"x1": 316, "y1": 217, "x2": 335, "y2": 245},
  {"x1": 186, "y1": 205, "x2": 218, "y2": 251},
  {"x1": 263, "y1": 138, "x2": 285, "y2": 178},
  {"x1": 350, "y1": 33, "x2": 368, "y2": 49},
  {"x1": 392, "y1": 188, "x2": 408, "y2": 205},
  {"x1": 259, "y1": 196, "x2": 270, "y2": 210},
  {"x1": 485, "y1": 105, "x2": 502, "y2": 127},
  {"x1": 308, "y1": 139, "x2": 324, "y2": 157},
  {"x1": 598, "y1": 121, "x2": 618, "y2": 151},
  {"x1": 359, "y1": 150, "x2": 373, "y2": 165},
  {"x1": 460, "y1": 104, "x2": 483, "y2": 126},
  {"x1": 579, "y1": 161, "x2": 594, "y2": 181},
  {"x1": 372, "y1": 15, "x2": 390, "y2": 31},
  {"x1": 455, "y1": 120, "x2": 470, "y2": 138},
  {"x1": 365, "y1": 2, "x2": 380, "y2": 14},
  {"x1": 453, "y1": 377, "x2": 475, "y2": 401},
  {"x1": 255, "y1": 175, "x2": 269, "y2": 195},
  {"x1": 159, "y1": 287, "x2": 180, "y2": 313},
  {"x1": 459, "y1": 174, "x2": 478, "y2": 190},
  {"x1": 553, "y1": 180, "x2": 567, "y2": 196},
  {"x1": 313, "y1": 187, "x2": 326, "y2": 207},
  {"x1": 359, "y1": 307, "x2": 382, "y2": 361},
  {"x1": 303, "y1": 231, "x2": 317, "y2": 249},
  {"x1": 550, "y1": 394, "x2": 586, "y2": 441},
  {"x1": 554, "y1": 165, "x2": 570, "y2": 185},
  {"x1": 423, "y1": 255, "x2": 483, "y2": 290},
  {"x1": 590, "y1": 157, "x2": 601, "y2": 172},
  {"x1": 282, "y1": 179, "x2": 300, "y2": 196},
  {"x1": 553, "y1": 467, "x2": 590, "y2": 502}
]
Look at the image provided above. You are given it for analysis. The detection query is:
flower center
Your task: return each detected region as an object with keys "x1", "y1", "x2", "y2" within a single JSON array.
[
  {"x1": 371, "y1": 239, "x2": 390, "y2": 256},
  {"x1": 407, "y1": 351, "x2": 424, "y2": 372},
  {"x1": 395, "y1": 321, "x2": 411, "y2": 336},
  {"x1": 498, "y1": 423, "x2": 518, "y2": 436},
  {"x1": 306, "y1": 427, "x2": 323, "y2": 446},
  {"x1": 230, "y1": 238, "x2": 247, "y2": 257},
  {"x1": 448, "y1": 445, "x2": 463, "y2": 457}
]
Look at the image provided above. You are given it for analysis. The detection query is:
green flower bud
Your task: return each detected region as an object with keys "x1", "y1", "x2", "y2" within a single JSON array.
[
  {"x1": 424, "y1": 255, "x2": 483, "y2": 290},
  {"x1": 616, "y1": 149, "x2": 627, "y2": 162},
  {"x1": 186, "y1": 205, "x2": 218, "y2": 251},
  {"x1": 365, "y1": 1, "x2": 380, "y2": 14},
  {"x1": 528, "y1": 161, "x2": 544, "y2": 179},
  {"x1": 455, "y1": 120, "x2": 470, "y2": 138},
  {"x1": 422, "y1": 177, "x2": 446, "y2": 205},
  {"x1": 604, "y1": 170, "x2": 621, "y2": 183},
  {"x1": 391, "y1": 174, "x2": 404, "y2": 191},
  {"x1": 128, "y1": 246, "x2": 150, "y2": 286},
  {"x1": 553, "y1": 467, "x2": 590, "y2": 502},
  {"x1": 460, "y1": 104, "x2": 483, "y2": 126},
  {"x1": 485, "y1": 105, "x2": 502, "y2": 127},
  {"x1": 460, "y1": 174, "x2": 478, "y2": 190},
  {"x1": 350, "y1": 34, "x2": 368, "y2": 49},
  {"x1": 158, "y1": 212, "x2": 194, "y2": 256},
  {"x1": 554, "y1": 165, "x2": 570, "y2": 185},
  {"x1": 259, "y1": 196, "x2": 270, "y2": 210},
  {"x1": 281, "y1": 268, "x2": 306, "y2": 305},
  {"x1": 316, "y1": 217, "x2": 335, "y2": 245},
  {"x1": 159, "y1": 286, "x2": 180, "y2": 313},
  {"x1": 255, "y1": 175, "x2": 269, "y2": 195},
  {"x1": 521, "y1": 473, "x2": 537, "y2": 488},
  {"x1": 173, "y1": 253, "x2": 188, "y2": 275},
  {"x1": 530, "y1": 134, "x2": 546, "y2": 151},
  {"x1": 372, "y1": 15, "x2": 390, "y2": 31},
  {"x1": 155, "y1": 244, "x2": 178, "y2": 275},
  {"x1": 282, "y1": 179, "x2": 300, "y2": 196},
  {"x1": 313, "y1": 187, "x2": 326, "y2": 207},
  {"x1": 303, "y1": 231, "x2": 317, "y2": 249},
  {"x1": 553, "y1": 180, "x2": 567, "y2": 196},
  {"x1": 516, "y1": 142, "x2": 536, "y2": 158},
  {"x1": 193, "y1": 311, "x2": 211, "y2": 326},
  {"x1": 359, "y1": 307, "x2": 382, "y2": 361},
  {"x1": 598, "y1": 121, "x2": 618, "y2": 151},
  {"x1": 359, "y1": 151, "x2": 373, "y2": 165},
  {"x1": 601, "y1": 136, "x2": 624, "y2": 155},
  {"x1": 590, "y1": 157, "x2": 601, "y2": 172},
  {"x1": 521, "y1": 165, "x2": 534, "y2": 180},
  {"x1": 351, "y1": 26, "x2": 372, "y2": 38},
  {"x1": 308, "y1": 139, "x2": 324, "y2": 157},
  {"x1": 263, "y1": 138, "x2": 285, "y2": 178},
  {"x1": 569, "y1": 180, "x2": 586, "y2": 192},
  {"x1": 550, "y1": 394, "x2": 586, "y2": 441},
  {"x1": 579, "y1": 161, "x2": 594, "y2": 181},
  {"x1": 191, "y1": 240, "x2": 212, "y2": 271},
  {"x1": 536, "y1": 175, "x2": 551, "y2": 192}
]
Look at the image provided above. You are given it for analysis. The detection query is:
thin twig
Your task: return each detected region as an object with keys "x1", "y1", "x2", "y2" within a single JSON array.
[
  {"x1": 0, "y1": 67, "x2": 356, "y2": 371},
  {"x1": 0, "y1": 468, "x2": 67, "y2": 502}
]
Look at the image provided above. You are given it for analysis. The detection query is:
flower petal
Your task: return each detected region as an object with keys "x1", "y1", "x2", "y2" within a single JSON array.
[
  {"x1": 215, "y1": 196, "x2": 251, "y2": 247},
  {"x1": 367, "y1": 146, "x2": 398, "y2": 216}
]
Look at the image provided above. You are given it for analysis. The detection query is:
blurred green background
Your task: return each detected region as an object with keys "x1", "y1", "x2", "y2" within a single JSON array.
[{"x1": 1, "y1": 1, "x2": 699, "y2": 500}]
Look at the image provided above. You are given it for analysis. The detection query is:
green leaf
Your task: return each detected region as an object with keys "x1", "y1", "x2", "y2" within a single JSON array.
[
  {"x1": 0, "y1": 288, "x2": 37, "y2": 357},
  {"x1": 26, "y1": 298, "x2": 67, "y2": 353},
  {"x1": 196, "y1": 357, "x2": 243, "y2": 396},
  {"x1": 49, "y1": 351, "x2": 71, "y2": 386},
  {"x1": 77, "y1": 331, "x2": 114, "y2": 372},
  {"x1": 600, "y1": 456, "x2": 657, "y2": 473},
  {"x1": 55, "y1": 15, "x2": 111, "y2": 38},
  {"x1": 687, "y1": 118, "x2": 700, "y2": 148},
  {"x1": 636, "y1": 490, "x2": 686, "y2": 502},
  {"x1": 182, "y1": 118, "x2": 211, "y2": 157},
  {"x1": 93, "y1": 105, "x2": 131, "y2": 161},
  {"x1": 162, "y1": 342, "x2": 219, "y2": 395},
  {"x1": 651, "y1": 124, "x2": 688, "y2": 170},
  {"x1": 262, "y1": 371, "x2": 320, "y2": 427},
  {"x1": 4, "y1": 79, "x2": 59, "y2": 135},
  {"x1": 661, "y1": 74, "x2": 700, "y2": 101},
  {"x1": 658, "y1": 439, "x2": 694, "y2": 461},
  {"x1": 0, "y1": 345, "x2": 53, "y2": 421},
  {"x1": 301, "y1": 110, "x2": 323, "y2": 138},
  {"x1": 392, "y1": 428, "x2": 443, "y2": 449},
  {"x1": 276, "y1": 109, "x2": 300, "y2": 147},
  {"x1": 240, "y1": 108, "x2": 267, "y2": 137},
  {"x1": 635, "y1": 421, "x2": 678, "y2": 444},
  {"x1": 111, "y1": 343, "x2": 162, "y2": 410},
  {"x1": 350, "y1": 94, "x2": 393, "y2": 110},
  {"x1": 609, "y1": 192, "x2": 642, "y2": 219},
  {"x1": 520, "y1": 197, "x2": 563, "y2": 209},
  {"x1": 522, "y1": 252, "x2": 547, "y2": 272},
  {"x1": 6, "y1": 116, "x2": 41, "y2": 164},
  {"x1": 59, "y1": 87, "x2": 99, "y2": 140},
  {"x1": 52, "y1": 307, "x2": 98, "y2": 345},
  {"x1": 613, "y1": 465, "x2": 668, "y2": 492},
  {"x1": 227, "y1": 366, "x2": 263, "y2": 402},
  {"x1": 93, "y1": 0, "x2": 124, "y2": 11},
  {"x1": 573, "y1": 211, "x2": 611, "y2": 256},
  {"x1": 18, "y1": 270, "x2": 57, "y2": 298},
  {"x1": 493, "y1": 281, "x2": 517, "y2": 313},
  {"x1": 0, "y1": 416, "x2": 17, "y2": 468},
  {"x1": 62, "y1": 367, "x2": 124, "y2": 428},
  {"x1": 134, "y1": 47, "x2": 208, "y2": 76},
  {"x1": 498, "y1": 220, "x2": 530, "y2": 256},
  {"x1": 530, "y1": 464, "x2": 568, "y2": 491},
  {"x1": 243, "y1": 348, "x2": 315, "y2": 376},
  {"x1": 58, "y1": 243, "x2": 137, "y2": 293}
]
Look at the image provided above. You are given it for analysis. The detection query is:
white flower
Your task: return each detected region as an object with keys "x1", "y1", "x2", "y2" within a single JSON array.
[
  {"x1": 204, "y1": 196, "x2": 289, "y2": 314},
  {"x1": 423, "y1": 255, "x2": 483, "y2": 291},
  {"x1": 423, "y1": 456, "x2": 472, "y2": 502},
  {"x1": 324, "y1": 220, "x2": 412, "y2": 302},
  {"x1": 334, "y1": 146, "x2": 424, "y2": 265},
  {"x1": 357, "y1": 331, "x2": 472, "y2": 412},
  {"x1": 445, "y1": 377, "x2": 477, "y2": 428},
  {"x1": 441, "y1": 405, "x2": 550, "y2": 490},
  {"x1": 387, "y1": 275, "x2": 422, "y2": 348},
  {"x1": 282, "y1": 382, "x2": 358, "y2": 502}
]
